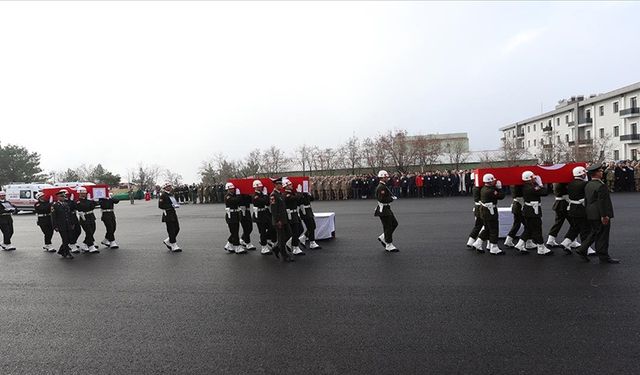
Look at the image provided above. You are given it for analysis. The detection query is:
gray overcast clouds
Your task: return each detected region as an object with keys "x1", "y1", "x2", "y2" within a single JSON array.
[{"x1": 1, "y1": 1, "x2": 638, "y2": 183}]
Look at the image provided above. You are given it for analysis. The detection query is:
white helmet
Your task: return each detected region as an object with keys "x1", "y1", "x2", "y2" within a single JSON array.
[
  {"x1": 36, "y1": 192, "x2": 45, "y2": 199},
  {"x1": 225, "y1": 182, "x2": 235, "y2": 190},
  {"x1": 162, "y1": 182, "x2": 172, "y2": 189},
  {"x1": 378, "y1": 170, "x2": 389, "y2": 178},
  {"x1": 482, "y1": 173, "x2": 495, "y2": 183},
  {"x1": 282, "y1": 178, "x2": 292, "y2": 187},
  {"x1": 572, "y1": 166, "x2": 587, "y2": 177},
  {"x1": 522, "y1": 171, "x2": 535, "y2": 181},
  {"x1": 252, "y1": 180, "x2": 263, "y2": 188},
  {"x1": 77, "y1": 187, "x2": 87, "y2": 194}
]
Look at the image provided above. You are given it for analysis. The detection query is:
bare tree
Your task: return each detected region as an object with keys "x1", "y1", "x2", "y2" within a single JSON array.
[
  {"x1": 500, "y1": 137, "x2": 529, "y2": 166},
  {"x1": 377, "y1": 129, "x2": 417, "y2": 174},
  {"x1": 361, "y1": 137, "x2": 387, "y2": 174},
  {"x1": 342, "y1": 136, "x2": 361, "y2": 175},
  {"x1": 239, "y1": 149, "x2": 262, "y2": 177},
  {"x1": 262, "y1": 146, "x2": 289, "y2": 175},
  {"x1": 412, "y1": 135, "x2": 442, "y2": 172},
  {"x1": 294, "y1": 145, "x2": 314, "y2": 176},
  {"x1": 199, "y1": 160, "x2": 217, "y2": 185},
  {"x1": 478, "y1": 150, "x2": 500, "y2": 168},
  {"x1": 213, "y1": 153, "x2": 240, "y2": 181},
  {"x1": 443, "y1": 139, "x2": 469, "y2": 171},
  {"x1": 163, "y1": 169, "x2": 183, "y2": 186},
  {"x1": 133, "y1": 163, "x2": 161, "y2": 191}
]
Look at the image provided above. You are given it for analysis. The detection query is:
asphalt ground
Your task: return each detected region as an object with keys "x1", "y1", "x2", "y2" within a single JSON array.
[{"x1": 1, "y1": 194, "x2": 639, "y2": 374}]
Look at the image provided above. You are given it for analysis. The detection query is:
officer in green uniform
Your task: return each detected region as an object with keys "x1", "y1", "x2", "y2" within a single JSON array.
[
  {"x1": 374, "y1": 170, "x2": 398, "y2": 252},
  {"x1": 270, "y1": 178, "x2": 294, "y2": 262}
]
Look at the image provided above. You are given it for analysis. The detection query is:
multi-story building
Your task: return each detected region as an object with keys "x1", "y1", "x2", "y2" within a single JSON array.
[
  {"x1": 408, "y1": 132, "x2": 469, "y2": 152},
  {"x1": 500, "y1": 82, "x2": 640, "y2": 161}
]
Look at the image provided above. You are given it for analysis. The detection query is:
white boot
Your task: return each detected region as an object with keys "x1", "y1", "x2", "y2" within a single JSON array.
[
  {"x1": 587, "y1": 247, "x2": 596, "y2": 255},
  {"x1": 514, "y1": 239, "x2": 528, "y2": 253},
  {"x1": 70, "y1": 243, "x2": 80, "y2": 253},
  {"x1": 525, "y1": 240, "x2": 535, "y2": 249},
  {"x1": 570, "y1": 240, "x2": 581, "y2": 248},
  {"x1": 235, "y1": 245, "x2": 247, "y2": 254},
  {"x1": 245, "y1": 242, "x2": 256, "y2": 250},
  {"x1": 309, "y1": 241, "x2": 321, "y2": 249},
  {"x1": 224, "y1": 241, "x2": 234, "y2": 253},
  {"x1": 377, "y1": 233, "x2": 387, "y2": 247},
  {"x1": 163, "y1": 238, "x2": 171, "y2": 249},
  {"x1": 89, "y1": 245, "x2": 100, "y2": 253},
  {"x1": 4, "y1": 243, "x2": 16, "y2": 251},
  {"x1": 239, "y1": 239, "x2": 247, "y2": 247},
  {"x1": 385, "y1": 243, "x2": 399, "y2": 252},
  {"x1": 537, "y1": 244, "x2": 553, "y2": 256},
  {"x1": 170, "y1": 243, "x2": 182, "y2": 252},
  {"x1": 503, "y1": 236, "x2": 515, "y2": 248},
  {"x1": 292, "y1": 246, "x2": 305, "y2": 255},
  {"x1": 79, "y1": 243, "x2": 89, "y2": 253},
  {"x1": 286, "y1": 238, "x2": 292, "y2": 250},
  {"x1": 466, "y1": 237, "x2": 476, "y2": 248},
  {"x1": 101, "y1": 238, "x2": 111, "y2": 247},
  {"x1": 267, "y1": 240, "x2": 275, "y2": 248},
  {"x1": 109, "y1": 241, "x2": 119, "y2": 249},
  {"x1": 489, "y1": 243, "x2": 504, "y2": 255},
  {"x1": 0, "y1": 244, "x2": 6, "y2": 250},
  {"x1": 472, "y1": 238, "x2": 484, "y2": 252},
  {"x1": 299, "y1": 234, "x2": 307, "y2": 244},
  {"x1": 560, "y1": 238, "x2": 573, "y2": 253},
  {"x1": 260, "y1": 245, "x2": 272, "y2": 255},
  {"x1": 546, "y1": 235, "x2": 559, "y2": 247}
]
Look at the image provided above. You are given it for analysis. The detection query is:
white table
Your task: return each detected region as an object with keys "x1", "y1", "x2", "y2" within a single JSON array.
[
  {"x1": 498, "y1": 207, "x2": 523, "y2": 238},
  {"x1": 313, "y1": 212, "x2": 336, "y2": 240}
]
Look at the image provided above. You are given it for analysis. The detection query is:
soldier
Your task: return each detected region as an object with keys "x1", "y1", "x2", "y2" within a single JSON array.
[
  {"x1": 98, "y1": 193, "x2": 120, "y2": 249},
  {"x1": 0, "y1": 191, "x2": 17, "y2": 251},
  {"x1": 223, "y1": 182, "x2": 245, "y2": 254},
  {"x1": 68, "y1": 192, "x2": 82, "y2": 253},
  {"x1": 546, "y1": 183, "x2": 569, "y2": 248},
  {"x1": 159, "y1": 182, "x2": 182, "y2": 252},
  {"x1": 34, "y1": 192, "x2": 55, "y2": 252},
  {"x1": 516, "y1": 171, "x2": 553, "y2": 256},
  {"x1": 374, "y1": 170, "x2": 399, "y2": 252},
  {"x1": 283, "y1": 178, "x2": 305, "y2": 255},
  {"x1": 341, "y1": 176, "x2": 349, "y2": 200},
  {"x1": 198, "y1": 184, "x2": 204, "y2": 204},
  {"x1": 128, "y1": 187, "x2": 135, "y2": 204},
  {"x1": 298, "y1": 185, "x2": 321, "y2": 250},
  {"x1": 252, "y1": 180, "x2": 273, "y2": 255},
  {"x1": 504, "y1": 184, "x2": 524, "y2": 249},
  {"x1": 475, "y1": 174, "x2": 505, "y2": 255},
  {"x1": 51, "y1": 190, "x2": 75, "y2": 259},
  {"x1": 575, "y1": 164, "x2": 620, "y2": 264},
  {"x1": 75, "y1": 187, "x2": 100, "y2": 253},
  {"x1": 559, "y1": 166, "x2": 595, "y2": 255},
  {"x1": 239, "y1": 193, "x2": 256, "y2": 251},
  {"x1": 270, "y1": 177, "x2": 294, "y2": 262},
  {"x1": 466, "y1": 182, "x2": 484, "y2": 250}
]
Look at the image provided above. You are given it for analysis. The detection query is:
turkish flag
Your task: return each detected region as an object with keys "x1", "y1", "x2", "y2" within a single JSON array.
[
  {"x1": 474, "y1": 163, "x2": 587, "y2": 187},
  {"x1": 228, "y1": 177, "x2": 310, "y2": 195}
]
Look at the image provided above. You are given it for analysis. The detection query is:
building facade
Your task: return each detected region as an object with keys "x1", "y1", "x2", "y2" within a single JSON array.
[
  {"x1": 408, "y1": 132, "x2": 470, "y2": 152},
  {"x1": 500, "y1": 82, "x2": 640, "y2": 162}
]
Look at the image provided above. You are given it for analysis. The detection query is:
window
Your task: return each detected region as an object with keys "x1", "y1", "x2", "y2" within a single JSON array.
[
  {"x1": 632, "y1": 123, "x2": 638, "y2": 135},
  {"x1": 586, "y1": 109, "x2": 591, "y2": 119},
  {"x1": 632, "y1": 149, "x2": 638, "y2": 161},
  {"x1": 613, "y1": 102, "x2": 619, "y2": 113},
  {"x1": 528, "y1": 140, "x2": 531, "y2": 147},
  {"x1": 556, "y1": 118, "x2": 560, "y2": 126},
  {"x1": 19, "y1": 190, "x2": 31, "y2": 199},
  {"x1": 534, "y1": 139, "x2": 537, "y2": 146},
  {"x1": 528, "y1": 126, "x2": 530, "y2": 133},
  {"x1": 614, "y1": 126, "x2": 619, "y2": 137},
  {"x1": 599, "y1": 106, "x2": 604, "y2": 116},
  {"x1": 599, "y1": 128, "x2": 605, "y2": 138},
  {"x1": 565, "y1": 134, "x2": 569, "y2": 142},
  {"x1": 565, "y1": 115, "x2": 569, "y2": 123},
  {"x1": 534, "y1": 124, "x2": 536, "y2": 131},
  {"x1": 632, "y1": 97, "x2": 638, "y2": 108},
  {"x1": 586, "y1": 130, "x2": 591, "y2": 140},
  {"x1": 557, "y1": 135, "x2": 561, "y2": 143},
  {"x1": 614, "y1": 150, "x2": 620, "y2": 160}
]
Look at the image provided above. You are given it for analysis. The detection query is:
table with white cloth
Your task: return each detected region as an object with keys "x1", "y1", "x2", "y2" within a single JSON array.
[
  {"x1": 313, "y1": 212, "x2": 336, "y2": 240},
  {"x1": 498, "y1": 207, "x2": 523, "y2": 238}
]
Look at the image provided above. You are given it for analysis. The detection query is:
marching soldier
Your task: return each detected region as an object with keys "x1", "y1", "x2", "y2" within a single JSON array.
[
  {"x1": 270, "y1": 177, "x2": 294, "y2": 262},
  {"x1": 298, "y1": 187, "x2": 321, "y2": 250},
  {"x1": 504, "y1": 184, "x2": 524, "y2": 248},
  {"x1": 67, "y1": 193, "x2": 82, "y2": 253},
  {"x1": 467, "y1": 182, "x2": 484, "y2": 250},
  {"x1": 159, "y1": 183, "x2": 182, "y2": 252},
  {"x1": 546, "y1": 182, "x2": 569, "y2": 247},
  {"x1": 283, "y1": 178, "x2": 304, "y2": 255},
  {"x1": 516, "y1": 171, "x2": 552, "y2": 256},
  {"x1": 575, "y1": 164, "x2": 620, "y2": 264},
  {"x1": 51, "y1": 190, "x2": 75, "y2": 259},
  {"x1": 223, "y1": 182, "x2": 245, "y2": 254},
  {"x1": 0, "y1": 191, "x2": 17, "y2": 251},
  {"x1": 476, "y1": 174, "x2": 505, "y2": 255},
  {"x1": 75, "y1": 187, "x2": 100, "y2": 253},
  {"x1": 374, "y1": 170, "x2": 399, "y2": 252},
  {"x1": 239, "y1": 193, "x2": 256, "y2": 251},
  {"x1": 251, "y1": 180, "x2": 273, "y2": 255},
  {"x1": 560, "y1": 166, "x2": 595, "y2": 255},
  {"x1": 98, "y1": 194, "x2": 120, "y2": 249},
  {"x1": 34, "y1": 192, "x2": 55, "y2": 252}
]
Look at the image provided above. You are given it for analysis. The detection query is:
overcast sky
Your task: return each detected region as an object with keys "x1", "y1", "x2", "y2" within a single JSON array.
[{"x1": 1, "y1": 1, "x2": 639, "y2": 183}]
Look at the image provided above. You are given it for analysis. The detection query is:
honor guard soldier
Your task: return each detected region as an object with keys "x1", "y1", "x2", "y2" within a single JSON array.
[
  {"x1": 223, "y1": 182, "x2": 245, "y2": 254},
  {"x1": 34, "y1": 192, "x2": 55, "y2": 252},
  {"x1": 504, "y1": 184, "x2": 524, "y2": 248},
  {"x1": 51, "y1": 190, "x2": 75, "y2": 259},
  {"x1": 283, "y1": 178, "x2": 304, "y2": 255},
  {"x1": 76, "y1": 187, "x2": 100, "y2": 253},
  {"x1": 467, "y1": 183, "x2": 484, "y2": 250},
  {"x1": 99, "y1": 194, "x2": 120, "y2": 249},
  {"x1": 475, "y1": 174, "x2": 505, "y2": 255},
  {"x1": 159, "y1": 183, "x2": 182, "y2": 252},
  {"x1": 374, "y1": 170, "x2": 399, "y2": 252},
  {"x1": 298, "y1": 188, "x2": 321, "y2": 250},
  {"x1": 0, "y1": 191, "x2": 17, "y2": 251},
  {"x1": 67, "y1": 194, "x2": 82, "y2": 253},
  {"x1": 560, "y1": 166, "x2": 595, "y2": 255},
  {"x1": 516, "y1": 171, "x2": 553, "y2": 256},
  {"x1": 251, "y1": 180, "x2": 273, "y2": 255},
  {"x1": 546, "y1": 182, "x2": 569, "y2": 248},
  {"x1": 575, "y1": 164, "x2": 620, "y2": 264},
  {"x1": 270, "y1": 178, "x2": 294, "y2": 262},
  {"x1": 239, "y1": 193, "x2": 256, "y2": 251}
]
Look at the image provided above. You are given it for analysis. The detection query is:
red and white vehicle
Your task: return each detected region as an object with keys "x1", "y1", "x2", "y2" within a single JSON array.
[{"x1": 4, "y1": 183, "x2": 53, "y2": 212}]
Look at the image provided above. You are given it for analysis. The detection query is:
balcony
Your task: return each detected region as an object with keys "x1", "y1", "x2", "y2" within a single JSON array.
[
  {"x1": 543, "y1": 144, "x2": 553, "y2": 149},
  {"x1": 542, "y1": 126, "x2": 553, "y2": 132},
  {"x1": 620, "y1": 134, "x2": 640, "y2": 142},
  {"x1": 578, "y1": 138, "x2": 593, "y2": 145},
  {"x1": 620, "y1": 107, "x2": 640, "y2": 118},
  {"x1": 577, "y1": 118, "x2": 593, "y2": 127},
  {"x1": 567, "y1": 121, "x2": 575, "y2": 126}
]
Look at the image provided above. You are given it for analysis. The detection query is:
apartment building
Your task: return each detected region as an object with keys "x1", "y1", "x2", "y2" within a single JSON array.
[{"x1": 500, "y1": 82, "x2": 640, "y2": 161}]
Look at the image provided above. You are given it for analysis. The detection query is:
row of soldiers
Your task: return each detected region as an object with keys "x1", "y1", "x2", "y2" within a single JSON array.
[
  {"x1": 466, "y1": 164, "x2": 619, "y2": 263},
  {"x1": 0, "y1": 189, "x2": 120, "y2": 259}
]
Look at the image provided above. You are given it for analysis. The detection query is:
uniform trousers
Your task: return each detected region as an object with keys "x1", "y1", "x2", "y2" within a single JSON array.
[
  {"x1": 522, "y1": 217, "x2": 543, "y2": 244},
  {"x1": 38, "y1": 220, "x2": 54, "y2": 245},
  {"x1": 548, "y1": 208, "x2": 568, "y2": 237},
  {"x1": 256, "y1": 221, "x2": 271, "y2": 246},
  {"x1": 302, "y1": 212, "x2": 316, "y2": 241},
  {"x1": 469, "y1": 216, "x2": 483, "y2": 239},
  {"x1": 564, "y1": 216, "x2": 590, "y2": 242},
  {"x1": 577, "y1": 221, "x2": 611, "y2": 259},
  {"x1": 101, "y1": 212, "x2": 117, "y2": 242},
  {"x1": 80, "y1": 219, "x2": 96, "y2": 246},
  {"x1": 379, "y1": 213, "x2": 398, "y2": 244},
  {"x1": 165, "y1": 220, "x2": 180, "y2": 243},
  {"x1": 507, "y1": 211, "x2": 524, "y2": 238},
  {"x1": 0, "y1": 218, "x2": 14, "y2": 245},
  {"x1": 227, "y1": 221, "x2": 240, "y2": 246},
  {"x1": 240, "y1": 213, "x2": 253, "y2": 244}
]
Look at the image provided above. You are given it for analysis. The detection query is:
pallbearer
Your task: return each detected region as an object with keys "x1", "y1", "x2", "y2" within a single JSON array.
[
  {"x1": 223, "y1": 182, "x2": 245, "y2": 254},
  {"x1": 159, "y1": 182, "x2": 182, "y2": 252},
  {"x1": 503, "y1": 184, "x2": 524, "y2": 248},
  {"x1": 467, "y1": 182, "x2": 484, "y2": 250},
  {"x1": 239, "y1": 193, "x2": 256, "y2": 251},
  {"x1": 51, "y1": 190, "x2": 74, "y2": 259},
  {"x1": 283, "y1": 178, "x2": 304, "y2": 255},
  {"x1": 298, "y1": 187, "x2": 321, "y2": 250},
  {"x1": 251, "y1": 180, "x2": 273, "y2": 255},
  {"x1": 374, "y1": 170, "x2": 399, "y2": 252},
  {"x1": 99, "y1": 193, "x2": 120, "y2": 249},
  {"x1": 476, "y1": 174, "x2": 505, "y2": 255},
  {"x1": 561, "y1": 166, "x2": 595, "y2": 255},
  {"x1": 517, "y1": 171, "x2": 553, "y2": 256},
  {"x1": 76, "y1": 187, "x2": 100, "y2": 253},
  {"x1": 0, "y1": 191, "x2": 17, "y2": 251},
  {"x1": 34, "y1": 192, "x2": 55, "y2": 252},
  {"x1": 546, "y1": 182, "x2": 569, "y2": 248}
]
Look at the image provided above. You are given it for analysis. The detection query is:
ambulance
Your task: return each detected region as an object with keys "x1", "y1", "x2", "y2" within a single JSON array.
[{"x1": 4, "y1": 183, "x2": 54, "y2": 212}]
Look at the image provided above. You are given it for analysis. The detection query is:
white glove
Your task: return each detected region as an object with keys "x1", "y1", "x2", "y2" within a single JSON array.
[
  {"x1": 495, "y1": 180, "x2": 502, "y2": 189},
  {"x1": 534, "y1": 175, "x2": 543, "y2": 187},
  {"x1": 392, "y1": 196, "x2": 398, "y2": 200}
]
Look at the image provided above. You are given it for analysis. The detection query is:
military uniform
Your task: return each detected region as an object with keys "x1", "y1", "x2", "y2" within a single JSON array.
[
  {"x1": 239, "y1": 194, "x2": 255, "y2": 250},
  {"x1": 0, "y1": 197, "x2": 17, "y2": 250},
  {"x1": 374, "y1": 181, "x2": 398, "y2": 251},
  {"x1": 298, "y1": 191, "x2": 321, "y2": 249},
  {"x1": 284, "y1": 187, "x2": 304, "y2": 255},
  {"x1": 477, "y1": 183, "x2": 505, "y2": 254},
  {"x1": 252, "y1": 188, "x2": 273, "y2": 254},
  {"x1": 224, "y1": 191, "x2": 243, "y2": 253},
  {"x1": 51, "y1": 196, "x2": 75, "y2": 258},
  {"x1": 466, "y1": 186, "x2": 484, "y2": 248},
  {"x1": 521, "y1": 182, "x2": 551, "y2": 255},
  {"x1": 547, "y1": 183, "x2": 569, "y2": 246},
  {"x1": 98, "y1": 197, "x2": 120, "y2": 248},
  {"x1": 34, "y1": 199, "x2": 55, "y2": 251},
  {"x1": 76, "y1": 197, "x2": 100, "y2": 253},
  {"x1": 505, "y1": 185, "x2": 524, "y2": 247},
  {"x1": 270, "y1": 185, "x2": 293, "y2": 262},
  {"x1": 159, "y1": 189, "x2": 181, "y2": 252},
  {"x1": 67, "y1": 199, "x2": 82, "y2": 252},
  {"x1": 561, "y1": 177, "x2": 591, "y2": 253}
]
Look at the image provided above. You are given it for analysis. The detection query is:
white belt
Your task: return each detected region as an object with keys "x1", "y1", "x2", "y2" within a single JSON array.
[
  {"x1": 286, "y1": 208, "x2": 298, "y2": 220},
  {"x1": 37, "y1": 214, "x2": 50, "y2": 217},
  {"x1": 525, "y1": 201, "x2": 540, "y2": 215},
  {"x1": 225, "y1": 207, "x2": 241, "y2": 218},
  {"x1": 377, "y1": 203, "x2": 390, "y2": 212},
  {"x1": 480, "y1": 202, "x2": 495, "y2": 215},
  {"x1": 302, "y1": 205, "x2": 311, "y2": 209},
  {"x1": 101, "y1": 209, "x2": 114, "y2": 212},
  {"x1": 567, "y1": 198, "x2": 585, "y2": 209},
  {"x1": 474, "y1": 202, "x2": 481, "y2": 206},
  {"x1": 555, "y1": 195, "x2": 569, "y2": 201},
  {"x1": 298, "y1": 205, "x2": 306, "y2": 215}
]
